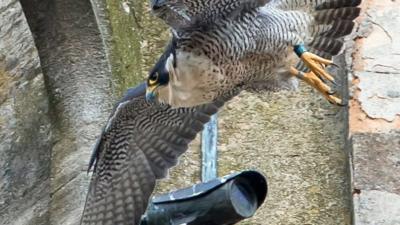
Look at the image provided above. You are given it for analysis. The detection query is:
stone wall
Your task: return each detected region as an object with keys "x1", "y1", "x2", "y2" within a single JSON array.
[
  {"x1": 350, "y1": 1, "x2": 400, "y2": 224},
  {"x1": 0, "y1": 0, "x2": 51, "y2": 224},
  {"x1": 19, "y1": 0, "x2": 114, "y2": 224}
]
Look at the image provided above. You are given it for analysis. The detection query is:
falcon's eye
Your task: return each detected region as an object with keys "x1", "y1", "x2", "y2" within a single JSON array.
[{"x1": 148, "y1": 72, "x2": 159, "y2": 85}]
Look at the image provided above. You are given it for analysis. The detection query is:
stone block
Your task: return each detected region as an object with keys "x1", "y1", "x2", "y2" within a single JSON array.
[
  {"x1": 354, "y1": 190, "x2": 400, "y2": 225},
  {"x1": 352, "y1": 132, "x2": 400, "y2": 195},
  {"x1": 354, "y1": 1, "x2": 400, "y2": 122}
]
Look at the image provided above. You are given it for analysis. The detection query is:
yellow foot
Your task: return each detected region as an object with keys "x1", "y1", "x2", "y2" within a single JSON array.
[
  {"x1": 301, "y1": 52, "x2": 337, "y2": 83},
  {"x1": 290, "y1": 66, "x2": 344, "y2": 106}
]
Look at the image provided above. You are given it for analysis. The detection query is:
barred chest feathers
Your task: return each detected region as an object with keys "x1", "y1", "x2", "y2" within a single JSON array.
[
  {"x1": 157, "y1": 51, "x2": 226, "y2": 108},
  {"x1": 156, "y1": 46, "x2": 299, "y2": 108}
]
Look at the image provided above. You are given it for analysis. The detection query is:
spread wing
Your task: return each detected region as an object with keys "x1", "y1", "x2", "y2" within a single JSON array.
[
  {"x1": 80, "y1": 82, "x2": 237, "y2": 225},
  {"x1": 151, "y1": 0, "x2": 270, "y2": 30}
]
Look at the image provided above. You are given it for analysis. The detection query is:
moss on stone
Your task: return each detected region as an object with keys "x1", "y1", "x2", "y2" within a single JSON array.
[
  {"x1": 105, "y1": 0, "x2": 169, "y2": 96},
  {"x1": 0, "y1": 68, "x2": 12, "y2": 105},
  {"x1": 105, "y1": 0, "x2": 202, "y2": 194}
]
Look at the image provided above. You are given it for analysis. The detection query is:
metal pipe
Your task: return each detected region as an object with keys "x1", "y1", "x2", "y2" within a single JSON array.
[
  {"x1": 201, "y1": 114, "x2": 218, "y2": 182},
  {"x1": 140, "y1": 171, "x2": 268, "y2": 225}
]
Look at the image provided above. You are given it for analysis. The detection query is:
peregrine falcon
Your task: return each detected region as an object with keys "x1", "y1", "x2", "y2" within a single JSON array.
[
  {"x1": 146, "y1": 0, "x2": 362, "y2": 107},
  {"x1": 81, "y1": 0, "x2": 361, "y2": 224}
]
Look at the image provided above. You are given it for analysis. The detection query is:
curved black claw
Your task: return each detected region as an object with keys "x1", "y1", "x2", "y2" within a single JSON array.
[
  {"x1": 330, "y1": 63, "x2": 340, "y2": 68},
  {"x1": 338, "y1": 99, "x2": 349, "y2": 107},
  {"x1": 328, "y1": 98, "x2": 348, "y2": 107},
  {"x1": 330, "y1": 79, "x2": 338, "y2": 86},
  {"x1": 327, "y1": 90, "x2": 336, "y2": 96}
]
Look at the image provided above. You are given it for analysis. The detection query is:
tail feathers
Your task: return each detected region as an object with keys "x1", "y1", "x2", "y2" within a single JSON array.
[
  {"x1": 311, "y1": 20, "x2": 356, "y2": 38},
  {"x1": 276, "y1": 0, "x2": 362, "y2": 69},
  {"x1": 275, "y1": 0, "x2": 362, "y2": 11},
  {"x1": 323, "y1": 20, "x2": 355, "y2": 38},
  {"x1": 315, "y1": 7, "x2": 361, "y2": 22},
  {"x1": 307, "y1": 0, "x2": 361, "y2": 57},
  {"x1": 316, "y1": 0, "x2": 362, "y2": 10},
  {"x1": 309, "y1": 37, "x2": 343, "y2": 55}
]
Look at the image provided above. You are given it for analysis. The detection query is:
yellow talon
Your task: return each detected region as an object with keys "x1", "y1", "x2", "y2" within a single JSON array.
[
  {"x1": 290, "y1": 45, "x2": 346, "y2": 105},
  {"x1": 301, "y1": 52, "x2": 335, "y2": 83},
  {"x1": 290, "y1": 66, "x2": 344, "y2": 106}
]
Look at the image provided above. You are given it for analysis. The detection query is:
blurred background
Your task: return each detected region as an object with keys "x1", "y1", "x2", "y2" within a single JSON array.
[{"x1": 0, "y1": 0, "x2": 399, "y2": 224}]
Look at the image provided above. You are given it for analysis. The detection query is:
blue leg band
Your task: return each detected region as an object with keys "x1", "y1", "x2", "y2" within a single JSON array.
[{"x1": 294, "y1": 45, "x2": 307, "y2": 57}]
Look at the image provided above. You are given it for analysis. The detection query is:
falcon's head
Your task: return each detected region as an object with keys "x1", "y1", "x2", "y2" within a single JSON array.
[{"x1": 145, "y1": 52, "x2": 171, "y2": 104}]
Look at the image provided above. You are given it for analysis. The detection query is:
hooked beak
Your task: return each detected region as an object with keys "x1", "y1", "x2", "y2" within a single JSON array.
[{"x1": 146, "y1": 84, "x2": 159, "y2": 102}]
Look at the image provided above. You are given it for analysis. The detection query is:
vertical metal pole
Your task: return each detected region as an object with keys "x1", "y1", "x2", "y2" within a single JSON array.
[{"x1": 201, "y1": 114, "x2": 218, "y2": 182}]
